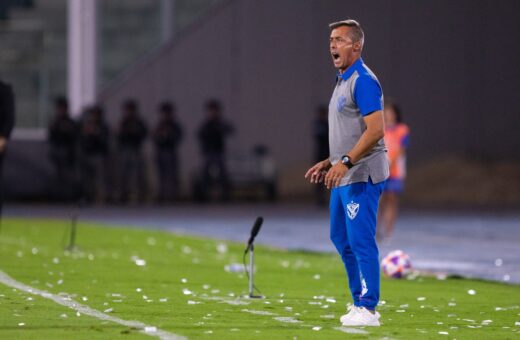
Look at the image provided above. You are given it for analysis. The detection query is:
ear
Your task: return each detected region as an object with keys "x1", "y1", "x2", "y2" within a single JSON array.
[{"x1": 353, "y1": 41, "x2": 362, "y2": 53}]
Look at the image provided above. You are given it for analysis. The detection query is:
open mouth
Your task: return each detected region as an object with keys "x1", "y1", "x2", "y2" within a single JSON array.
[{"x1": 332, "y1": 52, "x2": 340, "y2": 60}]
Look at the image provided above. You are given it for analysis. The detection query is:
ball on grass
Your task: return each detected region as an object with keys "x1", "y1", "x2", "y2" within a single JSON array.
[{"x1": 381, "y1": 249, "x2": 412, "y2": 278}]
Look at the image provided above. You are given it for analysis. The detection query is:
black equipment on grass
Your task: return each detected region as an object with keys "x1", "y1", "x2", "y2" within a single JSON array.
[{"x1": 244, "y1": 216, "x2": 264, "y2": 299}]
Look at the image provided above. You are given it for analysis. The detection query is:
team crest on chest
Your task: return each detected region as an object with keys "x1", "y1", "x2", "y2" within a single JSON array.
[{"x1": 346, "y1": 201, "x2": 360, "y2": 220}]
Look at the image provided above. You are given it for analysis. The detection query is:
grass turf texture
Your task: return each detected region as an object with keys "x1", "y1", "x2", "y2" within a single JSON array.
[{"x1": 0, "y1": 219, "x2": 519, "y2": 339}]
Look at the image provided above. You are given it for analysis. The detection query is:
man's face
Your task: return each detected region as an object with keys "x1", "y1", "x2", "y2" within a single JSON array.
[{"x1": 329, "y1": 26, "x2": 359, "y2": 72}]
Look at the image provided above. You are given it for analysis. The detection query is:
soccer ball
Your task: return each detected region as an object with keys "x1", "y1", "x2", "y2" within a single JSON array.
[{"x1": 381, "y1": 250, "x2": 412, "y2": 278}]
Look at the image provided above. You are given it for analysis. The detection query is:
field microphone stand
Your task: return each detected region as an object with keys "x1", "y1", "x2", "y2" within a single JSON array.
[{"x1": 245, "y1": 216, "x2": 264, "y2": 298}]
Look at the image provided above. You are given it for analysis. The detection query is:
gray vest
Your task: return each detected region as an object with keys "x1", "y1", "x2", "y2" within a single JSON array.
[{"x1": 328, "y1": 63, "x2": 389, "y2": 186}]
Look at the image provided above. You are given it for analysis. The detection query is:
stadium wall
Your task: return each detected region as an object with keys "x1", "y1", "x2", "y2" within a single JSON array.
[{"x1": 73, "y1": 0, "x2": 520, "y2": 198}]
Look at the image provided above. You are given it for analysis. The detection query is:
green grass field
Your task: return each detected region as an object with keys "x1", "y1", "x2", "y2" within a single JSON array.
[{"x1": 0, "y1": 218, "x2": 519, "y2": 339}]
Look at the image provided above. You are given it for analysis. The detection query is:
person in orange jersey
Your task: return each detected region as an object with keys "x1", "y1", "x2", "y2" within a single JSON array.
[{"x1": 377, "y1": 101, "x2": 409, "y2": 242}]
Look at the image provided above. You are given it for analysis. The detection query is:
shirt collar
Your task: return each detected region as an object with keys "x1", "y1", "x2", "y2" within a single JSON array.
[{"x1": 336, "y1": 58, "x2": 364, "y2": 82}]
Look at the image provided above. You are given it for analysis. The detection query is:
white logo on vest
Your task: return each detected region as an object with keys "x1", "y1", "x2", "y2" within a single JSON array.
[{"x1": 346, "y1": 201, "x2": 360, "y2": 220}]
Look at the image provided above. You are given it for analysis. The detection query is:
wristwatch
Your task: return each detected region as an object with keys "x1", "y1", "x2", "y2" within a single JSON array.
[{"x1": 341, "y1": 155, "x2": 354, "y2": 169}]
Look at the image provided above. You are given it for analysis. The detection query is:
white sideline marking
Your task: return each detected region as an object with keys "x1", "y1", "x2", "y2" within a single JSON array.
[{"x1": 0, "y1": 270, "x2": 186, "y2": 340}]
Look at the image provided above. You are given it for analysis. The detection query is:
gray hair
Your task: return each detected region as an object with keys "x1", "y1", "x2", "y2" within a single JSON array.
[{"x1": 329, "y1": 19, "x2": 364, "y2": 46}]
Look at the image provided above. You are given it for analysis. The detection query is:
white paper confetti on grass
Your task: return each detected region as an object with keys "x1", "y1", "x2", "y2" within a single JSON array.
[
  {"x1": 448, "y1": 302, "x2": 457, "y2": 307},
  {"x1": 104, "y1": 308, "x2": 113, "y2": 313},
  {"x1": 60, "y1": 314, "x2": 67, "y2": 318},
  {"x1": 241, "y1": 309, "x2": 276, "y2": 316},
  {"x1": 467, "y1": 289, "x2": 476, "y2": 295},
  {"x1": 216, "y1": 243, "x2": 228, "y2": 254},
  {"x1": 159, "y1": 298, "x2": 168, "y2": 302},
  {"x1": 274, "y1": 317, "x2": 301, "y2": 324},
  {"x1": 18, "y1": 323, "x2": 25, "y2": 327},
  {"x1": 514, "y1": 321, "x2": 520, "y2": 326},
  {"x1": 136, "y1": 288, "x2": 142, "y2": 292},
  {"x1": 182, "y1": 246, "x2": 192, "y2": 254},
  {"x1": 313, "y1": 274, "x2": 321, "y2": 280},
  {"x1": 312, "y1": 326, "x2": 322, "y2": 331},
  {"x1": 326, "y1": 298, "x2": 336, "y2": 303},
  {"x1": 181, "y1": 278, "x2": 188, "y2": 283},
  {"x1": 182, "y1": 289, "x2": 193, "y2": 296},
  {"x1": 320, "y1": 314, "x2": 335, "y2": 319},
  {"x1": 438, "y1": 331, "x2": 449, "y2": 335},
  {"x1": 396, "y1": 310, "x2": 406, "y2": 313},
  {"x1": 187, "y1": 300, "x2": 201, "y2": 305},
  {"x1": 147, "y1": 237, "x2": 157, "y2": 246},
  {"x1": 52, "y1": 257, "x2": 60, "y2": 264},
  {"x1": 417, "y1": 297, "x2": 426, "y2": 301},
  {"x1": 31, "y1": 248, "x2": 39, "y2": 255}
]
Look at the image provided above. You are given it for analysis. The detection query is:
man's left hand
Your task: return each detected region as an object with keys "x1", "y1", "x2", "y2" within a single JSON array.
[{"x1": 324, "y1": 163, "x2": 348, "y2": 189}]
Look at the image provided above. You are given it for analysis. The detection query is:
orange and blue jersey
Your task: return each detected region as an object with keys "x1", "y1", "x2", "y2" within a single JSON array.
[{"x1": 384, "y1": 123, "x2": 409, "y2": 180}]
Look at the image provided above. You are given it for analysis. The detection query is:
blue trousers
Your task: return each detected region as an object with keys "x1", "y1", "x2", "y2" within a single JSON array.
[{"x1": 330, "y1": 178, "x2": 385, "y2": 310}]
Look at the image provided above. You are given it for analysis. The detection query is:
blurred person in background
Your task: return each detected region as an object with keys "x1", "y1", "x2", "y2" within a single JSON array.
[
  {"x1": 79, "y1": 105, "x2": 110, "y2": 204},
  {"x1": 153, "y1": 101, "x2": 183, "y2": 203},
  {"x1": 313, "y1": 105, "x2": 329, "y2": 206},
  {"x1": 0, "y1": 80, "x2": 15, "y2": 224},
  {"x1": 377, "y1": 101, "x2": 409, "y2": 242},
  {"x1": 48, "y1": 96, "x2": 78, "y2": 182},
  {"x1": 197, "y1": 99, "x2": 233, "y2": 202},
  {"x1": 116, "y1": 99, "x2": 148, "y2": 204}
]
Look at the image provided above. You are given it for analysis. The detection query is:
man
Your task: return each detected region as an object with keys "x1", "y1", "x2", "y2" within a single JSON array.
[
  {"x1": 117, "y1": 99, "x2": 148, "y2": 204},
  {"x1": 197, "y1": 99, "x2": 233, "y2": 202},
  {"x1": 312, "y1": 105, "x2": 329, "y2": 206},
  {"x1": 0, "y1": 80, "x2": 15, "y2": 223},
  {"x1": 153, "y1": 101, "x2": 183, "y2": 202},
  {"x1": 48, "y1": 96, "x2": 78, "y2": 181},
  {"x1": 305, "y1": 19, "x2": 389, "y2": 327},
  {"x1": 79, "y1": 105, "x2": 110, "y2": 203}
]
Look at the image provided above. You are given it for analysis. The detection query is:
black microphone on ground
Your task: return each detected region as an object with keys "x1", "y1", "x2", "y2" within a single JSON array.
[{"x1": 246, "y1": 216, "x2": 263, "y2": 252}]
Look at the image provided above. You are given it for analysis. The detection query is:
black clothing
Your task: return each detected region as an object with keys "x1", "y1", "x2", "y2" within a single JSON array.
[
  {"x1": 196, "y1": 117, "x2": 233, "y2": 202},
  {"x1": 117, "y1": 116, "x2": 147, "y2": 150},
  {"x1": 154, "y1": 118, "x2": 182, "y2": 151},
  {"x1": 313, "y1": 117, "x2": 329, "y2": 162},
  {"x1": 154, "y1": 118, "x2": 183, "y2": 201},
  {"x1": 198, "y1": 119, "x2": 233, "y2": 155},
  {"x1": 0, "y1": 81, "x2": 15, "y2": 139},
  {"x1": 0, "y1": 80, "x2": 15, "y2": 220},
  {"x1": 117, "y1": 114, "x2": 148, "y2": 203}
]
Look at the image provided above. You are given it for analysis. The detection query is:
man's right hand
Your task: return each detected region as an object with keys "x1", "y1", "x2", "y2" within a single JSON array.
[{"x1": 304, "y1": 159, "x2": 331, "y2": 184}]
